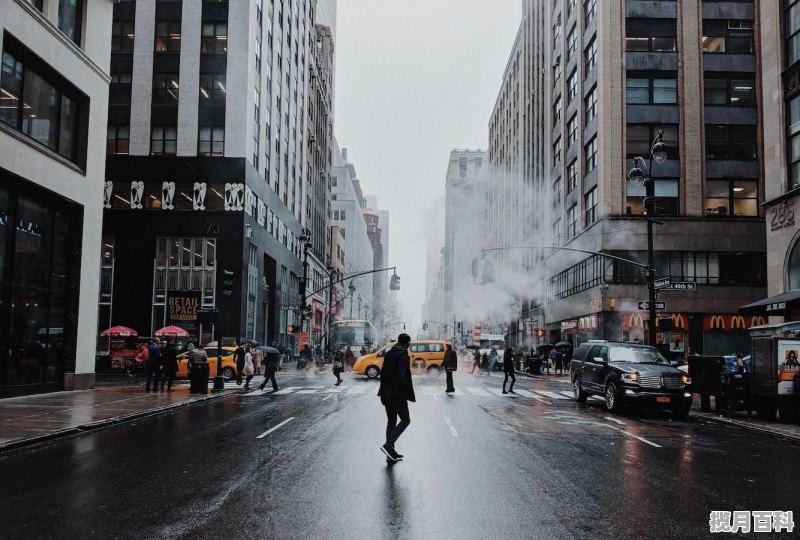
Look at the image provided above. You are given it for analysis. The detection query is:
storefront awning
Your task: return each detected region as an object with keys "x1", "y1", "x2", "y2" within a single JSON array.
[{"x1": 738, "y1": 290, "x2": 800, "y2": 316}]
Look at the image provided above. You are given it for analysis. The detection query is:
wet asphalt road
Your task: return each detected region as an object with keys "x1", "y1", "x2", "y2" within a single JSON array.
[{"x1": 1, "y1": 369, "x2": 799, "y2": 540}]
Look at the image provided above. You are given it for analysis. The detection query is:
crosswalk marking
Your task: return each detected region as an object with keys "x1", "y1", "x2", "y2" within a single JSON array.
[
  {"x1": 273, "y1": 386, "x2": 303, "y2": 395},
  {"x1": 535, "y1": 390, "x2": 567, "y2": 400},
  {"x1": 347, "y1": 386, "x2": 368, "y2": 394},
  {"x1": 489, "y1": 389, "x2": 518, "y2": 397},
  {"x1": 559, "y1": 391, "x2": 575, "y2": 398},
  {"x1": 466, "y1": 387, "x2": 490, "y2": 396},
  {"x1": 296, "y1": 389, "x2": 318, "y2": 394},
  {"x1": 324, "y1": 386, "x2": 346, "y2": 393}
]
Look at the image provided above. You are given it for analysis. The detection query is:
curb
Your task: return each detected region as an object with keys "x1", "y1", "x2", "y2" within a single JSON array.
[
  {"x1": 0, "y1": 389, "x2": 235, "y2": 454},
  {"x1": 692, "y1": 412, "x2": 800, "y2": 444}
]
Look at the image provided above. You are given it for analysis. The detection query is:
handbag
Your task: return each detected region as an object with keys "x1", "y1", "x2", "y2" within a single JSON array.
[{"x1": 333, "y1": 359, "x2": 343, "y2": 369}]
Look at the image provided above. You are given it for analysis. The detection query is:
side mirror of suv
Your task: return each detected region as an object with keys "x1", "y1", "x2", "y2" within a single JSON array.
[{"x1": 593, "y1": 357, "x2": 607, "y2": 365}]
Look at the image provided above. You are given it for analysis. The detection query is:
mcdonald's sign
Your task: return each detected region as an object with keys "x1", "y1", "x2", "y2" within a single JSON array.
[
  {"x1": 623, "y1": 313, "x2": 645, "y2": 330},
  {"x1": 707, "y1": 315, "x2": 726, "y2": 330},
  {"x1": 750, "y1": 316, "x2": 766, "y2": 328},
  {"x1": 703, "y1": 314, "x2": 753, "y2": 332},
  {"x1": 730, "y1": 316, "x2": 746, "y2": 330}
]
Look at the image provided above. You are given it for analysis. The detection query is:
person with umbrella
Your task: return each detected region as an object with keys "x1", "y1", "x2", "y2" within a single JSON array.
[{"x1": 259, "y1": 346, "x2": 281, "y2": 393}]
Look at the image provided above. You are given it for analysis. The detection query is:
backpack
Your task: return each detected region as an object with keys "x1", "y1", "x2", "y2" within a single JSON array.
[{"x1": 549, "y1": 349, "x2": 558, "y2": 360}]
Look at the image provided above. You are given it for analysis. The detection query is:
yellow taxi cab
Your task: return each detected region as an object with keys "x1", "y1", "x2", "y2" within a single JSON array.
[
  {"x1": 176, "y1": 346, "x2": 238, "y2": 380},
  {"x1": 353, "y1": 340, "x2": 447, "y2": 379}
]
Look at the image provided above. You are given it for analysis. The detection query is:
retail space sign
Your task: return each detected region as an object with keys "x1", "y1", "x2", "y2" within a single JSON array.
[{"x1": 167, "y1": 291, "x2": 200, "y2": 342}]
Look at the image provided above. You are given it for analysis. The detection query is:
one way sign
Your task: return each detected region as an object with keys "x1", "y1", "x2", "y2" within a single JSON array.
[{"x1": 638, "y1": 301, "x2": 666, "y2": 310}]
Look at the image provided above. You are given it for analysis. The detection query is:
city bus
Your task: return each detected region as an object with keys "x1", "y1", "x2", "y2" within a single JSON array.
[{"x1": 330, "y1": 320, "x2": 379, "y2": 354}]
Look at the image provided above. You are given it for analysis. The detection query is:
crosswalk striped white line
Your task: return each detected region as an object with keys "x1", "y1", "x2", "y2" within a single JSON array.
[
  {"x1": 466, "y1": 387, "x2": 490, "y2": 396},
  {"x1": 273, "y1": 386, "x2": 303, "y2": 395},
  {"x1": 347, "y1": 386, "x2": 368, "y2": 394},
  {"x1": 324, "y1": 386, "x2": 346, "y2": 393},
  {"x1": 243, "y1": 389, "x2": 268, "y2": 396},
  {"x1": 489, "y1": 389, "x2": 518, "y2": 397},
  {"x1": 559, "y1": 391, "x2": 576, "y2": 398},
  {"x1": 534, "y1": 390, "x2": 568, "y2": 400}
]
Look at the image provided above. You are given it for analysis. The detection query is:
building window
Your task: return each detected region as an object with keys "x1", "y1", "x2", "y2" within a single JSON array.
[
  {"x1": 567, "y1": 0, "x2": 576, "y2": 18},
  {"x1": 627, "y1": 178, "x2": 679, "y2": 216},
  {"x1": 584, "y1": 187, "x2": 597, "y2": 226},
  {"x1": 107, "y1": 125, "x2": 129, "y2": 155},
  {"x1": 705, "y1": 124, "x2": 757, "y2": 159},
  {"x1": 111, "y1": 21, "x2": 135, "y2": 53},
  {"x1": 704, "y1": 75, "x2": 755, "y2": 106},
  {"x1": 553, "y1": 96, "x2": 562, "y2": 127},
  {"x1": 553, "y1": 137, "x2": 562, "y2": 164},
  {"x1": 154, "y1": 22, "x2": 181, "y2": 53},
  {"x1": 553, "y1": 177, "x2": 562, "y2": 207},
  {"x1": 567, "y1": 114, "x2": 578, "y2": 146},
  {"x1": 789, "y1": 94, "x2": 800, "y2": 188},
  {"x1": 626, "y1": 18, "x2": 677, "y2": 52},
  {"x1": 459, "y1": 156, "x2": 467, "y2": 178},
  {"x1": 0, "y1": 50, "x2": 83, "y2": 163},
  {"x1": 567, "y1": 204, "x2": 578, "y2": 239},
  {"x1": 150, "y1": 125, "x2": 177, "y2": 155},
  {"x1": 567, "y1": 159, "x2": 578, "y2": 192},
  {"x1": 608, "y1": 250, "x2": 766, "y2": 287},
  {"x1": 585, "y1": 85, "x2": 597, "y2": 122},
  {"x1": 585, "y1": 136, "x2": 598, "y2": 173},
  {"x1": 552, "y1": 218, "x2": 562, "y2": 246},
  {"x1": 702, "y1": 20, "x2": 754, "y2": 54},
  {"x1": 201, "y1": 22, "x2": 228, "y2": 54},
  {"x1": 584, "y1": 0, "x2": 597, "y2": 27},
  {"x1": 584, "y1": 38, "x2": 597, "y2": 73},
  {"x1": 198, "y1": 126, "x2": 224, "y2": 156},
  {"x1": 152, "y1": 73, "x2": 179, "y2": 104},
  {"x1": 626, "y1": 124, "x2": 679, "y2": 160},
  {"x1": 788, "y1": 1, "x2": 800, "y2": 67},
  {"x1": 567, "y1": 25, "x2": 577, "y2": 61},
  {"x1": 705, "y1": 179, "x2": 758, "y2": 216},
  {"x1": 626, "y1": 73, "x2": 678, "y2": 104},
  {"x1": 567, "y1": 69, "x2": 578, "y2": 103},
  {"x1": 553, "y1": 13, "x2": 561, "y2": 48},
  {"x1": 58, "y1": 0, "x2": 84, "y2": 45},
  {"x1": 199, "y1": 73, "x2": 226, "y2": 103}
]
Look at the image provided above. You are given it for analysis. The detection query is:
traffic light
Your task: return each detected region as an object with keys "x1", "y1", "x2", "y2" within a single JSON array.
[
  {"x1": 482, "y1": 260, "x2": 495, "y2": 284},
  {"x1": 536, "y1": 328, "x2": 545, "y2": 338},
  {"x1": 287, "y1": 325, "x2": 297, "y2": 334},
  {"x1": 221, "y1": 269, "x2": 235, "y2": 296},
  {"x1": 422, "y1": 322, "x2": 428, "y2": 330},
  {"x1": 390, "y1": 272, "x2": 400, "y2": 290}
]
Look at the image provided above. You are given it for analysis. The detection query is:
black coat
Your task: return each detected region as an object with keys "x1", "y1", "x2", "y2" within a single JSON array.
[
  {"x1": 234, "y1": 346, "x2": 246, "y2": 369},
  {"x1": 378, "y1": 345, "x2": 416, "y2": 402},
  {"x1": 443, "y1": 349, "x2": 458, "y2": 371},
  {"x1": 503, "y1": 349, "x2": 515, "y2": 374},
  {"x1": 263, "y1": 352, "x2": 280, "y2": 372},
  {"x1": 162, "y1": 344, "x2": 178, "y2": 374}
]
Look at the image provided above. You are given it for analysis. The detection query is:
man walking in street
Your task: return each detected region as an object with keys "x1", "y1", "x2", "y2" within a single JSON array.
[
  {"x1": 145, "y1": 339, "x2": 162, "y2": 391},
  {"x1": 259, "y1": 350, "x2": 280, "y2": 393},
  {"x1": 378, "y1": 333, "x2": 415, "y2": 462},
  {"x1": 160, "y1": 340, "x2": 178, "y2": 391},
  {"x1": 233, "y1": 340, "x2": 246, "y2": 386},
  {"x1": 502, "y1": 346, "x2": 516, "y2": 394},
  {"x1": 443, "y1": 343, "x2": 457, "y2": 393}
]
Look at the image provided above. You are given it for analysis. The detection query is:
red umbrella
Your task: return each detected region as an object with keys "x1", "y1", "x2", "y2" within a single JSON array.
[
  {"x1": 154, "y1": 325, "x2": 189, "y2": 338},
  {"x1": 100, "y1": 325, "x2": 138, "y2": 337}
]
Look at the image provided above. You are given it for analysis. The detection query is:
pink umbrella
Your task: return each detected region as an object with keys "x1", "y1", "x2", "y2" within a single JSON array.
[
  {"x1": 154, "y1": 325, "x2": 190, "y2": 338},
  {"x1": 100, "y1": 325, "x2": 138, "y2": 337}
]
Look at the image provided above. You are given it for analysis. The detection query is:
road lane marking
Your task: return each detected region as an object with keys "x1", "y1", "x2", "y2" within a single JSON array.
[
  {"x1": 444, "y1": 416, "x2": 459, "y2": 437},
  {"x1": 466, "y1": 387, "x2": 490, "y2": 396},
  {"x1": 604, "y1": 416, "x2": 626, "y2": 425},
  {"x1": 600, "y1": 424, "x2": 662, "y2": 448},
  {"x1": 513, "y1": 389, "x2": 552, "y2": 403},
  {"x1": 347, "y1": 386, "x2": 367, "y2": 394},
  {"x1": 243, "y1": 389, "x2": 267, "y2": 396},
  {"x1": 256, "y1": 417, "x2": 296, "y2": 439},
  {"x1": 296, "y1": 389, "x2": 318, "y2": 394},
  {"x1": 273, "y1": 387, "x2": 302, "y2": 395},
  {"x1": 559, "y1": 391, "x2": 575, "y2": 398},
  {"x1": 324, "y1": 386, "x2": 346, "y2": 393},
  {"x1": 322, "y1": 394, "x2": 335, "y2": 401},
  {"x1": 534, "y1": 390, "x2": 567, "y2": 400},
  {"x1": 489, "y1": 389, "x2": 518, "y2": 397}
]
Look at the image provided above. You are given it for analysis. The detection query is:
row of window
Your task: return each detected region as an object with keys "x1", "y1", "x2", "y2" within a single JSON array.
[
  {"x1": 626, "y1": 73, "x2": 755, "y2": 106},
  {"x1": 625, "y1": 124, "x2": 757, "y2": 161},
  {"x1": 106, "y1": 124, "x2": 224, "y2": 156},
  {"x1": 111, "y1": 21, "x2": 228, "y2": 54},
  {"x1": 625, "y1": 19, "x2": 754, "y2": 55}
]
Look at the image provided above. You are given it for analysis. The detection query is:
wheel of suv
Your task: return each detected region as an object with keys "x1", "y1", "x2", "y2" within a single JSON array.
[
  {"x1": 605, "y1": 381, "x2": 623, "y2": 412},
  {"x1": 573, "y1": 377, "x2": 588, "y2": 403},
  {"x1": 671, "y1": 400, "x2": 692, "y2": 419}
]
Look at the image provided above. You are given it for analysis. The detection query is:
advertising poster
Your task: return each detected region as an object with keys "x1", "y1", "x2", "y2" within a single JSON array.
[{"x1": 776, "y1": 340, "x2": 800, "y2": 396}]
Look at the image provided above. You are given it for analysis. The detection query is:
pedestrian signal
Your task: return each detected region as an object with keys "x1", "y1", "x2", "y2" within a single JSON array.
[
  {"x1": 221, "y1": 269, "x2": 235, "y2": 296},
  {"x1": 536, "y1": 329, "x2": 545, "y2": 338}
]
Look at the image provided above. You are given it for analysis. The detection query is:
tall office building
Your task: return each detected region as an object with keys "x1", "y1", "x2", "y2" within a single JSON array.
[
  {"x1": 0, "y1": 0, "x2": 113, "y2": 396},
  {"x1": 99, "y1": 0, "x2": 336, "y2": 351},
  {"x1": 489, "y1": 0, "x2": 767, "y2": 354}
]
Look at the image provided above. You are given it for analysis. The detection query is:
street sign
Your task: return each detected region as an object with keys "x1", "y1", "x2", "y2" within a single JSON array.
[
  {"x1": 659, "y1": 281, "x2": 697, "y2": 292},
  {"x1": 654, "y1": 277, "x2": 671, "y2": 289},
  {"x1": 638, "y1": 301, "x2": 666, "y2": 310}
]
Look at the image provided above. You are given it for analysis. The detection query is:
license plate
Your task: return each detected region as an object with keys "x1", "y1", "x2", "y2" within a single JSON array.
[{"x1": 656, "y1": 396, "x2": 671, "y2": 403}]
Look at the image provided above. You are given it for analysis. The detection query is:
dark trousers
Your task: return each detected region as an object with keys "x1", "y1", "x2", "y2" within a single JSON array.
[
  {"x1": 503, "y1": 371, "x2": 516, "y2": 391},
  {"x1": 381, "y1": 397, "x2": 410, "y2": 446},
  {"x1": 445, "y1": 370, "x2": 454, "y2": 392},
  {"x1": 260, "y1": 370, "x2": 278, "y2": 391},
  {"x1": 145, "y1": 366, "x2": 160, "y2": 389},
  {"x1": 161, "y1": 370, "x2": 175, "y2": 390},
  {"x1": 236, "y1": 365, "x2": 244, "y2": 385},
  {"x1": 244, "y1": 375, "x2": 253, "y2": 388}
]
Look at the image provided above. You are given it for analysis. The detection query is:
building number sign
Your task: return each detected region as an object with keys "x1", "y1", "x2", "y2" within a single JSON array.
[{"x1": 770, "y1": 200, "x2": 795, "y2": 233}]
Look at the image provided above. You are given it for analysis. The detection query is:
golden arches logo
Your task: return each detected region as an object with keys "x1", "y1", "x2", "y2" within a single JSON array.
[
  {"x1": 731, "y1": 316, "x2": 746, "y2": 330},
  {"x1": 629, "y1": 313, "x2": 644, "y2": 328},
  {"x1": 710, "y1": 315, "x2": 726, "y2": 330},
  {"x1": 672, "y1": 315, "x2": 685, "y2": 329},
  {"x1": 751, "y1": 316, "x2": 766, "y2": 328}
]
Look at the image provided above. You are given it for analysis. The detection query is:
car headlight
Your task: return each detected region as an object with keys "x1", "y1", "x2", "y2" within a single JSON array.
[
  {"x1": 681, "y1": 374, "x2": 691, "y2": 385},
  {"x1": 621, "y1": 373, "x2": 639, "y2": 382}
]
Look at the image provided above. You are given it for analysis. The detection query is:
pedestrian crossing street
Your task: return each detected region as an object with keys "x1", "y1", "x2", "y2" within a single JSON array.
[{"x1": 236, "y1": 382, "x2": 604, "y2": 401}]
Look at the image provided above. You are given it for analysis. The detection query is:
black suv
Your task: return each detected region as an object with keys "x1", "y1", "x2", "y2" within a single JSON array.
[{"x1": 570, "y1": 340, "x2": 693, "y2": 418}]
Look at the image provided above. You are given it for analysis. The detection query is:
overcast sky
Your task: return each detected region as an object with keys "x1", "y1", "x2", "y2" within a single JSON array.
[{"x1": 334, "y1": 0, "x2": 521, "y2": 331}]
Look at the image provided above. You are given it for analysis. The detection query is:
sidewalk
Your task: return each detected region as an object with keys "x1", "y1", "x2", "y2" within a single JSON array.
[{"x1": 0, "y1": 385, "x2": 234, "y2": 452}]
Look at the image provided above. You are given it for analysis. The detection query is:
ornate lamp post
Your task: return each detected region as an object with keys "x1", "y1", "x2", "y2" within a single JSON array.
[{"x1": 628, "y1": 129, "x2": 668, "y2": 347}]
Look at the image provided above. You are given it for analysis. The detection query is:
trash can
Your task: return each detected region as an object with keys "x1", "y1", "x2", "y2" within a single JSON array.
[
  {"x1": 189, "y1": 363, "x2": 209, "y2": 394},
  {"x1": 531, "y1": 355, "x2": 542, "y2": 375}
]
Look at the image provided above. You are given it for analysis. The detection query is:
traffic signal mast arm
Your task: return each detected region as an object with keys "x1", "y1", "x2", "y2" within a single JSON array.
[
  {"x1": 305, "y1": 266, "x2": 399, "y2": 300},
  {"x1": 480, "y1": 246, "x2": 650, "y2": 269}
]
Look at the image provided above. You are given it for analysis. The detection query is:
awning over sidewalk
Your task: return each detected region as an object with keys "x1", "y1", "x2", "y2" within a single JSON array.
[{"x1": 738, "y1": 290, "x2": 800, "y2": 316}]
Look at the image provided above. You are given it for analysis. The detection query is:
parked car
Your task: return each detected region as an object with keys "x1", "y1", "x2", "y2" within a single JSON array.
[
  {"x1": 176, "y1": 346, "x2": 238, "y2": 381},
  {"x1": 570, "y1": 340, "x2": 693, "y2": 418}
]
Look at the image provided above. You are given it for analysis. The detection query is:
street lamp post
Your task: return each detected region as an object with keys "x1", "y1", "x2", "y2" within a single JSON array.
[
  {"x1": 298, "y1": 230, "x2": 312, "y2": 356},
  {"x1": 357, "y1": 295, "x2": 362, "y2": 319},
  {"x1": 326, "y1": 263, "x2": 336, "y2": 354},
  {"x1": 628, "y1": 129, "x2": 668, "y2": 347},
  {"x1": 348, "y1": 281, "x2": 356, "y2": 319}
]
